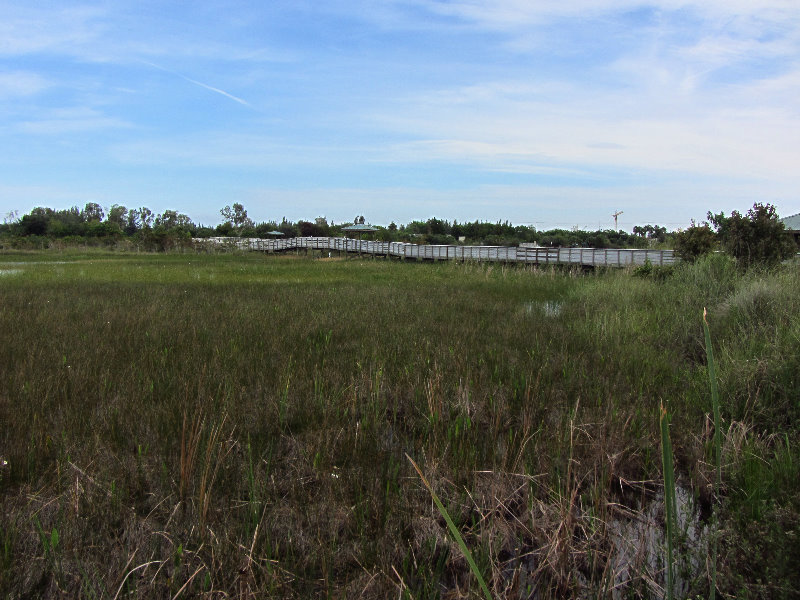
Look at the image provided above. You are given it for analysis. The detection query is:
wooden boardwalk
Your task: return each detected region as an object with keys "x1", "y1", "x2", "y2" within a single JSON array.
[{"x1": 193, "y1": 236, "x2": 677, "y2": 268}]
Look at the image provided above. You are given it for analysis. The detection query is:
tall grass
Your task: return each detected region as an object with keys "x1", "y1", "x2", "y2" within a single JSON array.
[
  {"x1": 659, "y1": 403, "x2": 677, "y2": 600},
  {"x1": 0, "y1": 250, "x2": 798, "y2": 597},
  {"x1": 703, "y1": 308, "x2": 721, "y2": 600}
]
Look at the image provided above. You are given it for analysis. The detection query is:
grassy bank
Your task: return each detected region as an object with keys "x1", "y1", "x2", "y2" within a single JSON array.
[{"x1": 1, "y1": 251, "x2": 798, "y2": 598}]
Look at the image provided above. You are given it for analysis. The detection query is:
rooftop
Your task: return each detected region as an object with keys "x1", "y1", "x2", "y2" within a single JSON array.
[
  {"x1": 780, "y1": 213, "x2": 800, "y2": 231},
  {"x1": 341, "y1": 224, "x2": 378, "y2": 232}
]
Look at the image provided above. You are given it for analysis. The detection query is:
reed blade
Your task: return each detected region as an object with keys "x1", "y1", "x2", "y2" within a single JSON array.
[
  {"x1": 406, "y1": 453, "x2": 494, "y2": 600},
  {"x1": 703, "y1": 308, "x2": 721, "y2": 600}
]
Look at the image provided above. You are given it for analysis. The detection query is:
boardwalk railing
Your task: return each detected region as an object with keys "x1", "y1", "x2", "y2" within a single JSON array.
[{"x1": 192, "y1": 236, "x2": 677, "y2": 268}]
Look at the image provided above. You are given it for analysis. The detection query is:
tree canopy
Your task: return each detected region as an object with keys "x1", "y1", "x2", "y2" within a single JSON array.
[
  {"x1": 708, "y1": 202, "x2": 795, "y2": 268},
  {"x1": 3, "y1": 201, "x2": 796, "y2": 263}
]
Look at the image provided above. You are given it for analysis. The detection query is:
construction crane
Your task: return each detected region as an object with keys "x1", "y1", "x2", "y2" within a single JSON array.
[{"x1": 612, "y1": 210, "x2": 623, "y2": 230}]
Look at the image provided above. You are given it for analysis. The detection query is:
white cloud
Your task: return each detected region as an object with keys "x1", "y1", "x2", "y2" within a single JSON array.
[
  {"x1": 414, "y1": 0, "x2": 800, "y2": 28},
  {"x1": 0, "y1": 5, "x2": 105, "y2": 56},
  {"x1": 0, "y1": 3, "x2": 290, "y2": 67},
  {"x1": 0, "y1": 183, "x2": 98, "y2": 212},
  {"x1": 0, "y1": 71, "x2": 49, "y2": 98},
  {"x1": 111, "y1": 133, "x2": 286, "y2": 167},
  {"x1": 242, "y1": 177, "x2": 792, "y2": 230},
  {"x1": 1, "y1": 1, "x2": 798, "y2": 226},
  {"x1": 364, "y1": 66, "x2": 800, "y2": 189},
  {"x1": 16, "y1": 107, "x2": 132, "y2": 134}
]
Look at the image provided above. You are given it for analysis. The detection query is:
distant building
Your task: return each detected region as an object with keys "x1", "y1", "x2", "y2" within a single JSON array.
[
  {"x1": 781, "y1": 213, "x2": 800, "y2": 247},
  {"x1": 341, "y1": 223, "x2": 378, "y2": 238}
]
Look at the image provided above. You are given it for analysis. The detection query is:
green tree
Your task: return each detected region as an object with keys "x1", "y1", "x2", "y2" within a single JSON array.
[
  {"x1": 674, "y1": 221, "x2": 717, "y2": 262},
  {"x1": 87, "y1": 221, "x2": 121, "y2": 237},
  {"x1": 155, "y1": 210, "x2": 193, "y2": 231},
  {"x1": 708, "y1": 202, "x2": 795, "y2": 268},
  {"x1": 82, "y1": 202, "x2": 105, "y2": 222},
  {"x1": 298, "y1": 221, "x2": 319, "y2": 237},
  {"x1": 426, "y1": 217, "x2": 450, "y2": 236},
  {"x1": 19, "y1": 208, "x2": 51, "y2": 236},
  {"x1": 52, "y1": 206, "x2": 85, "y2": 236},
  {"x1": 215, "y1": 221, "x2": 235, "y2": 236},
  {"x1": 125, "y1": 210, "x2": 141, "y2": 235},
  {"x1": 220, "y1": 203, "x2": 254, "y2": 231},
  {"x1": 634, "y1": 224, "x2": 668, "y2": 243},
  {"x1": 106, "y1": 205, "x2": 128, "y2": 228},
  {"x1": 254, "y1": 222, "x2": 279, "y2": 238},
  {"x1": 138, "y1": 207, "x2": 154, "y2": 230}
]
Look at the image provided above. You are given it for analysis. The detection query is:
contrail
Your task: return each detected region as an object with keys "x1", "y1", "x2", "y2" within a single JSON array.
[
  {"x1": 141, "y1": 60, "x2": 250, "y2": 106},
  {"x1": 178, "y1": 74, "x2": 249, "y2": 106}
]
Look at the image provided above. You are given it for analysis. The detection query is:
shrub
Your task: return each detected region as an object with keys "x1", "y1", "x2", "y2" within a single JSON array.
[
  {"x1": 674, "y1": 222, "x2": 717, "y2": 262},
  {"x1": 708, "y1": 202, "x2": 795, "y2": 268}
]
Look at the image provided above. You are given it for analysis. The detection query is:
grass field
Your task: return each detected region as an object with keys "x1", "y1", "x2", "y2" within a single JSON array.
[{"x1": 1, "y1": 250, "x2": 798, "y2": 598}]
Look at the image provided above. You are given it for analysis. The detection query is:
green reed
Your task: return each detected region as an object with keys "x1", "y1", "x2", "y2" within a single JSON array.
[
  {"x1": 407, "y1": 454, "x2": 494, "y2": 600},
  {"x1": 659, "y1": 403, "x2": 677, "y2": 600},
  {"x1": 703, "y1": 308, "x2": 721, "y2": 600}
]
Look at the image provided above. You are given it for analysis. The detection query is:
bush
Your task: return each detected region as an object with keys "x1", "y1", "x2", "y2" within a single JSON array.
[
  {"x1": 634, "y1": 259, "x2": 675, "y2": 281},
  {"x1": 674, "y1": 222, "x2": 717, "y2": 262},
  {"x1": 709, "y1": 203, "x2": 795, "y2": 268}
]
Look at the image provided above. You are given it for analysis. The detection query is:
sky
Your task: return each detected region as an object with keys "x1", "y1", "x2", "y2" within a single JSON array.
[{"x1": 1, "y1": 0, "x2": 799, "y2": 231}]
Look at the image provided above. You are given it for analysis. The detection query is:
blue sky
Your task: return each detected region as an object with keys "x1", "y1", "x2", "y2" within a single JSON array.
[{"x1": 2, "y1": 1, "x2": 799, "y2": 230}]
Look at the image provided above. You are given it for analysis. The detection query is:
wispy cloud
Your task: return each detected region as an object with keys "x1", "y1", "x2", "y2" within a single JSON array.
[
  {"x1": 242, "y1": 176, "x2": 776, "y2": 229},
  {"x1": 372, "y1": 81, "x2": 800, "y2": 180},
  {"x1": 2, "y1": 1, "x2": 798, "y2": 225},
  {"x1": 16, "y1": 108, "x2": 132, "y2": 135},
  {"x1": 413, "y1": 0, "x2": 800, "y2": 29},
  {"x1": 0, "y1": 71, "x2": 50, "y2": 98},
  {"x1": 0, "y1": 5, "x2": 105, "y2": 56},
  {"x1": 0, "y1": 183, "x2": 103, "y2": 210},
  {"x1": 110, "y1": 132, "x2": 375, "y2": 168}
]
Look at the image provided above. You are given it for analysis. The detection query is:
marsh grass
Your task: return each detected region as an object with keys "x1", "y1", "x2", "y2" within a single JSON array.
[
  {"x1": 407, "y1": 453, "x2": 494, "y2": 600},
  {"x1": 659, "y1": 404, "x2": 677, "y2": 600},
  {"x1": 703, "y1": 308, "x2": 722, "y2": 600},
  {"x1": 0, "y1": 250, "x2": 798, "y2": 597}
]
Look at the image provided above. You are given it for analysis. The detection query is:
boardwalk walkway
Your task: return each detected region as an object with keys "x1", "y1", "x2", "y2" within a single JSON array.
[{"x1": 193, "y1": 236, "x2": 677, "y2": 268}]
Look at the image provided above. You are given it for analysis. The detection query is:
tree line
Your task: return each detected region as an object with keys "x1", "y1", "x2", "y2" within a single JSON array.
[
  {"x1": 2, "y1": 201, "x2": 795, "y2": 264},
  {"x1": 1, "y1": 202, "x2": 675, "y2": 250}
]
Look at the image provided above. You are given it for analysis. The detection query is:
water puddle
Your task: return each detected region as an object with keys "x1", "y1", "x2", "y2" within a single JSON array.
[
  {"x1": 496, "y1": 484, "x2": 709, "y2": 598},
  {"x1": 524, "y1": 300, "x2": 563, "y2": 317},
  {"x1": 607, "y1": 485, "x2": 708, "y2": 599},
  {"x1": 0, "y1": 261, "x2": 71, "y2": 265}
]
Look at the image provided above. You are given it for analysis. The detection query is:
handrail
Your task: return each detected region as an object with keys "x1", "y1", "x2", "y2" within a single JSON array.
[{"x1": 192, "y1": 236, "x2": 678, "y2": 267}]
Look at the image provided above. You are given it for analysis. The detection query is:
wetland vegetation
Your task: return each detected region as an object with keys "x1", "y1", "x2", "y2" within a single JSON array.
[{"x1": 0, "y1": 250, "x2": 798, "y2": 598}]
